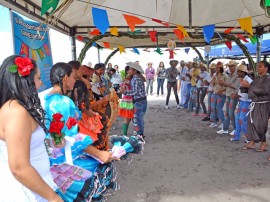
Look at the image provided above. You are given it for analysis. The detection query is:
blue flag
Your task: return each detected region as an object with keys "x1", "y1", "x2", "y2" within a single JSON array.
[
  {"x1": 92, "y1": 7, "x2": 110, "y2": 34},
  {"x1": 184, "y1": 48, "x2": 190, "y2": 54},
  {"x1": 132, "y1": 48, "x2": 140, "y2": 55},
  {"x1": 203, "y1": 24, "x2": 215, "y2": 44}
]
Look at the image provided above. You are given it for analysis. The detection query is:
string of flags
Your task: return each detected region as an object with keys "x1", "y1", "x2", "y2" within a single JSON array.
[{"x1": 19, "y1": 42, "x2": 50, "y2": 61}]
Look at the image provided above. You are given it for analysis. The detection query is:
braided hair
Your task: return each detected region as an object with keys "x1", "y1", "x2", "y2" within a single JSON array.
[
  {"x1": 0, "y1": 55, "x2": 46, "y2": 131},
  {"x1": 50, "y1": 62, "x2": 73, "y2": 95},
  {"x1": 70, "y1": 80, "x2": 90, "y2": 110}
]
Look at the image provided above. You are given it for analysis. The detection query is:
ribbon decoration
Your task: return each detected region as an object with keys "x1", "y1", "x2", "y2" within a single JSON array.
[
  {"x1": 132, "y1": 48, "x2": 140, "y2": 55},
  {"x1": 238, "y1": 17, "x2": 253, "y2": 36},
  {"x1": 110, "y1": 27, "x2": 119, "y2": 36},
  {"x1": 123, "y1": 14, "x2": 146, "y2": 32},
  {"x1": 176, "y1": 25, "x2": 189, "y2": 38},
  {"x1": 118, "y1": 45, "x2": 126, "y2": 54},
  {"x1": 225, "y1": 41, "x2": 232, "y2": 50},
  {"x1": 203, "y1": 24, "x2": 215, "y2": 44},
  {"x1": 148, "y1": 31, "x2": 157, "y2": 42},
  {"x1": 103, "y1": 42, "x2": 110, "y2": 48},
  {"x1": 41, "y1": 0, "x2": 60, "y2": 16},
  {"x1": 31, "y1": 49, "x2": 37, "y2": 61},
  {"x1": 185, "y1": 48, "x2": 190, "y2": 54},
  {"x1": 152, "y1": 18, "x2": 170, "y2": 27},
  {"x1": 92, "y1": 7, "x2": 110, "y2": 34},
  {"x1": 237, "y1": 34, "x2": 249, "y2": 43},
  {"x1": 44, "y1": 44, "x2": 51, "y2": 55},
  {"x1": 90, "y1": 29, "x2": 100, "y2": 36},
  {"x1": 20, "y1": 42, "x2": 29, "y2": 57},
  {"x1": 64, "y1": 136, "x2": 76, "y2": 165}
]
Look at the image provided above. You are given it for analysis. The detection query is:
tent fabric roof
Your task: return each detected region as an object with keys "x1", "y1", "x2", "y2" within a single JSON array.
[{"x1": 1, "y1": 0, "x2": 270, "y2": 48}]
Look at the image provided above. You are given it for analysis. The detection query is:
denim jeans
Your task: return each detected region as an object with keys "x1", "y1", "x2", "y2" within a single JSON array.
[
  {"x1": 183, "y1": 83, "x2": 191, "y2": 109},
  {"x1": 146, "y1": 79, "x2": 154, "y2": 94},
  {"x1": 207, "y1": 91, "x2": 213, "y2": 117},
  {"x1": 210, "y1": 94, "x2": 226, "y2": 123},
  {"x1": 133, "y1": 100, "x2": 147, "y2": 135},
  {"x1": 188, "y1": 86, "x2": 197, "y2": 111},
  {"x1": 157, "y1": 78, "x2": 165, "y2": 95},
  {"x1": 195, "y1": 87, "x2": 207, "y2": 114},
  {"x1": 223, "y1": 96, "x2": 238, "y2": 131}
]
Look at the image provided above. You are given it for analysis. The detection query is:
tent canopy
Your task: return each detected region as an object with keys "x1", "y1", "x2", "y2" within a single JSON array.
[{"x1": 1, "y1": 0, "x2": 270, "y2": 48}]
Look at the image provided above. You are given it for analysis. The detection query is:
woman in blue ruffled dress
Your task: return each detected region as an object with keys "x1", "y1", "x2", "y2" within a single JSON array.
[{"x1": 44, "y1": 62, "x2": 117, "y2": 202}]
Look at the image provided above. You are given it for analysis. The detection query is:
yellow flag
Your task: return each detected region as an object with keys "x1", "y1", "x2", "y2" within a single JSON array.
[
  {"x1": 238, "y1": 17, "x2": 253, "y2": 36},
  {"x1": 110, "y1": 27, "x2": 119, "y2": 36},
  {"x1": 176, "y1": 25, "x2": 189, "y2": 37},
  {"x1": 118, "y1": 45, "x2": 126, "y2": 54},
  {"x1": 31, "y1": 49, "x2": 37, "y2": 61}
]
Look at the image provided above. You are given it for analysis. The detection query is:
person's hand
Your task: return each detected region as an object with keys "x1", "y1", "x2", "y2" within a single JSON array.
[
  {"x1": 52, "y1": 138, "x2": 66, "y2": 148},
  {"x1": 49, "y1": 194, "x2": 64, "y2": 202},
  {"x1": 241, "y1": 80, "x2": 250, "y2": 87},
  {"x1": 98, "y1": 151, "x2": 115, "y2": 163}
]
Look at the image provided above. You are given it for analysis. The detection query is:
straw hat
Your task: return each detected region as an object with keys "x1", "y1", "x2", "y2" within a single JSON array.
[
  {"x1": 237, "y1": 64, "x2": 248, "y2": 73},
  {"x1": 147, "y1": 62, "x2": 154, "y2": 66},
  {"x1": 169, "y1": 60, "x2": 179, "y2": 65},
  {"x1": 226, "y1": 60, "x2": 238, "y2": 66},
  {"x1": 126, "y1": 62, "x2": 144, "y2": 73},
  {"x1": 209, "y1": 63, "x2": 217, "y2": 69}
]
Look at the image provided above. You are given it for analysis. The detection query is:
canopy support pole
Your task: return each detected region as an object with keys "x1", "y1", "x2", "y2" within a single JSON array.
[
  {"x1": 70, "y1": 27, "x2": 77, "y2": 61},
  {"x1": 97, "y1": 45, "x2": 101, "y2": 63},
  {"x1": 256, "y1": 36, "x2": 261, "y2": 64}
]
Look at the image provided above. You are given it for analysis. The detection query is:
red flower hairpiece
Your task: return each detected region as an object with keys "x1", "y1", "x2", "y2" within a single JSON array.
[{"x1": 8, "y1": 57, "x2": 34, "y2": 77}]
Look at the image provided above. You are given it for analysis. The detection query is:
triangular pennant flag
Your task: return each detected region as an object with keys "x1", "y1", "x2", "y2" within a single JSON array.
[
  {"x1": 37, "y1": 48, "x2": 45, "y2": 60},
  {"x1": 20, "y1": 42, "x2": 29, "y2": 57},
  {"x1": 148, "y1": 31, "x2": 157, "y2": 42},
  {"x1": 203, "y1": 24, "x2": 215, "y2": 44},
  {"x1": 132, "y1": 48, "x2": 140, "y2": 55},
  {"x1": 152, "y1": 18, "x2": 170, "y2": 27},
  {"x1": 31, "y1": 49, "x2": 37, "y2": 61},
  {"x1": 176, "y1": 25, "x2": 189, "y2": 37},
  {"x1": 76, "y1": 36, "x2": 83, "y2": 41},
  {"x1": 248, "y1": 35, "x2": 258, "y2": 44},
  {"x1": 173, "y1": 29, "x2": 184, "y2": 41},
  {"x1": 225, "y1": 41, "x2": 232, "y2": 50},
  {"x1": 92, "y1": 7, "x2": 110, "y2": 34},
  {"x1": 127, "y1": 29, "x2": 141, "y2": 35},
  {"x1": 103, "y1": 42, "x2": 110, "y2": 48},
  {"x1": 224, "y1": 27, "x2": 235, "y2": 34},
  {"x1": 43, "y1": 44, "x2": 51, "y2": 55},
  {"x1": 238, "y1": 17, "x2": 253, "y2": 36},
  {"x1": 90, "y1": 29, "x2": 100, "y2": 36},
  {"x1": 110, "y1": 27, "x2": 119, "y2": 36},
  {"x1": 266, "y1": 0, "x2": 270, "y2": 6},
  {"x1": 155, "y1": 47, "x2": 163, "y2": 55},
  {"x1": 216, "y1": 32, "x2": 223, "y2": 40},
  {"x1": 205, "y1": 45, "x2": 211, "y2": 54},
  {"x1": 41, "y1": 0, "x2": 60, "y2": 16},
  {"x1": 92, "y1": 42, "x2": 97, "y2": 47},
  {"x1": 123, "y1": 14, "x2": 145, "y2": 32},
  {"x1": 237, "y1": 34, "x2": 249, "y2": 43},
  {"x1": 118, "y1": 45, "x2": 126, "y2": 54},
  {"x1": 184, "y1": 48, "x2": 190, "y2": 54}
]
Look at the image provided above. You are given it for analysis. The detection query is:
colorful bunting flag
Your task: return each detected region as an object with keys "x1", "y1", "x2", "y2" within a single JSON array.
[
  {"x1": 155, "y1": 47, "x2": 163, "y2": 55},
  {"x1": 152, "y1": 18, "x2": 170, "y2": 27},
  {"x1": 225, "y1": 41, "x2": 232, "y2": 50},
  {"x1": 41, "y1": 0, "x2": 60, "y2": 16},
  {"x1": 103, "y1": 42, "x2": 110, "y2": 48},
  {"x1": 184, "y1": 48, "x2": 190, "y2": 54},
  {"x1": 44, "y1": 44, "x2": 51, "y2": 55},
  {"x1": 237, "y1": 34, "x2": 249, "y2": 43},
  {"x1": 90, "y1": 29, "x2": 100, "y2": 36},
  {"x1": 31, "y1": 49, "x2": 37, "y2": 61},
  {"x1": 20, "y1": 42, "x2": 29, "y2": 57},
  {"x1": 173, "y1": 29, "x2": 184, "y2": 41},
  {"x1": 224, "y1": 27, "x2": 235, "y2": 34},
  {"x1": 118, "y1": 45, "x2": 126, "y2": 54},
  {"x1": 132, "y1": 48, "x2": 140, "y2": 55},
  {"x1": 92, "y1": 42, "x2": 97, "y2": 47},
  {"x1": 123, "y1": 14, "x2": 145, "y2": 32},
  {"x1": 176, "y1": 25, "x2": 189, "y2": 38},
  {"x1": 92, "y1": 7, "x2": 110, "y2": 34},
  {"x1": 127, "y1": 29, "x2": 141, "y2": 35},
  {"x1": 148, "y1": 31, "x2": 157, "y2": 42},
  {"x1": 248, "y1": 35, "x2": 258, "y2": 44},
  {"x1": 76, "y1": 36, "x2": 83, "y2": 41},
  {"x1": 203, "y1": 24, "x2": 215, "y2": 44},
  {"x1": 267, "y1": 0, "x2": 270, "y2": 6},
  {"x1": 238, "y1": 17, "x2": 253, "y2": 36},
  {"x1": 37, "y1": 48, "x2": 45, "y2": 60},
  {"x1": 110, "y1": 27, "x2": 119, "y2": 36}
]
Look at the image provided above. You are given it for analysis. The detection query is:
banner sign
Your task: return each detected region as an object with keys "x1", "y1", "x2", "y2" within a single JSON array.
[{"x1": 12, "y1": 12, "x2": 52, "y2": 91}]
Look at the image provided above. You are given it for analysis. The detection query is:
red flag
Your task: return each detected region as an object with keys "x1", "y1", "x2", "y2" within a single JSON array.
[
  {"x1": 90, "y1": 29, "x2": 100, "y2": 36},
  {"x1": 173, "y1": 29, "x2": 184, "y2": 41},
  {"x1": 237, "y1": 34, "x2": 249, "y2": 43},
  {"x1": 76, "y1": 36, "x2": 83, "y2": 41},
  {"x1": 225, "y1": 41, "x2": 232, "y2": 50},
  {"x1": 103, "y1": 42, "x2": 110, "y2": 48},
  {"x1": 152, "y1": 18, "x2": 170, "y2": 28},
  {"x1": 224, "y1": 27, "x2": 235, "y2": 34},
  {"x1": 44, "y1": 44, "x2": 51, "y2": 55},
  {"x1": 20, "y1": 42, "x2": 29, "y2": 57},
  {"x1": 123, "y1": 14, "x2": 145, "y2": 32},
  {"x1": 148, "y1": 31, "x2": 157, "y2": 42}
]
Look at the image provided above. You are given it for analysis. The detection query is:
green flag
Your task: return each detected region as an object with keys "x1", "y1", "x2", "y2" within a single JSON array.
[{"x1": 41, "y1": 0, "x2": 60, "y2": 16}]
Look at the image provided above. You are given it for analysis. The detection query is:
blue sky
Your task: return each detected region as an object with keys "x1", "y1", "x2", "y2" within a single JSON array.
[{"x1": 0, "y1": 5, "x2": 11, "y2": 32}]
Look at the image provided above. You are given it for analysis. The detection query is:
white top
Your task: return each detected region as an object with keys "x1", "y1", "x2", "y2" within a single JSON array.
[
  {"x1": 207, "y1": 73, "x2": 216, "y2": 92},
  {"x1": 0, "y1": 126, "x2": 57, "y2": 202},
  {"x1": 110, "y1": 72, "x2": 122, "y2": 85},
  {"x1": 238, "y1": 75, "x2": 253, "y2": 102},
  {"x1": 178, "y1": 66, "x2": 191, "y2": 83},
  {"x1": 196, "y1": 71, "x2": 210, "y2": 88}
]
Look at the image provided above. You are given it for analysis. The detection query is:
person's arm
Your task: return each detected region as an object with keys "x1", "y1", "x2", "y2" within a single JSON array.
[
  {"x1": 84, "y1": 146, "x2": 115, "y2": 163},
  {"x1": 5, "y1": 102, "x2": 61, "y2": 202},
  {"x1": 249, "y1": 78, "x2": 270, "y2": 96}
]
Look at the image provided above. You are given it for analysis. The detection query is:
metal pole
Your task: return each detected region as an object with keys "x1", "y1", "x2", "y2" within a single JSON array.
[
  {"x1": 97, "y1": 45, "x2": 101, "y2": 63},
  {"x1": 70, "y1": 27, "x2": 77, "y2": 61},
  {"x1": 256, "y1": 35, "x2": 261, "y2": 64}
]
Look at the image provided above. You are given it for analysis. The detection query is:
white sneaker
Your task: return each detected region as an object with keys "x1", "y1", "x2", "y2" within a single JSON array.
[
  {"x1": 165, "y1": 105, "x2": 169, "y2": 109},
  {"x1": 217, "y1": 129, "x2": 229, "y2": 134},
  {"x1": 177, "y1": 104, "x2": 181, "y2": 109},
  {"x1": 229, "y1": 130, "x2": 235, "y2": 136},
  {"x1": 209, "y1": 123, "x2": 218, "y2": 128},
  {"x1": 218, "y1": 123, "x2": 223, "y2": 129}
]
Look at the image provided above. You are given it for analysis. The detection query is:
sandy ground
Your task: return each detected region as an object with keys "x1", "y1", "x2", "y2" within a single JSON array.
[{"x1": 107, "y1": 93, "x2": 270, "y2": 202}]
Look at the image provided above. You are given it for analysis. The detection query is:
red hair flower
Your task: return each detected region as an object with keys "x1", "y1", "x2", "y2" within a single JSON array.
[
  {"x1": 8, "y1": 57, "x2": 34, "y2": 77},
  {"x1": 52, "y1": 113, "x2": 63, "y2": 122},
  {"x1": 66, "y1": 117, "x2": 77, "y2": 130}
]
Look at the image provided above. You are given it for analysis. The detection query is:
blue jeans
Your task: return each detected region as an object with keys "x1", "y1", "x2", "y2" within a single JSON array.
[
  {"x1": 210, "y1": 94, "x2": 226, "y2": 123},
  {"x1": 223, "y1": 96, "x2": 238, "y2": 131},
  {"x1": 195, "y1": 87, "x2": 207, "y2": 114},
  {"x1": 183, "y1": 84, "x2": 191, "y2": 109},
  {"x1": 133, "y1": 100, "x2": 147, "y2": 135},
  {"x1": 157, "y1": 78, "x2": 165, "y2": 95},
  {"x1": 207, "y1": 91, "x2": 213, "y2": 117},
  {"x1": 188, "y1": 86, "x2": 197, "y2": 111},
  {"x1": 146, "y1": 79, "x2": 154, "y2": 94}
]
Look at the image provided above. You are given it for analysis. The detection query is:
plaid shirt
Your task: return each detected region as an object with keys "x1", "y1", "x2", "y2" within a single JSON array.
[{"x1": 124, "y1": 75, "x2": 146, "y2": 100}]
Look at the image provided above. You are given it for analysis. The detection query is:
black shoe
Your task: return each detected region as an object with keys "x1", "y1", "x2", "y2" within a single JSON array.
[{"x1": 201, "y1": 117, "x2": 210, "y2": 121}]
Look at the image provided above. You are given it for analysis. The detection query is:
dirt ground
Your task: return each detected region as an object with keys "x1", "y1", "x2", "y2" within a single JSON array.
[{"x1": 108, "y1": 95, "x2": 270, "y2": 202}]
